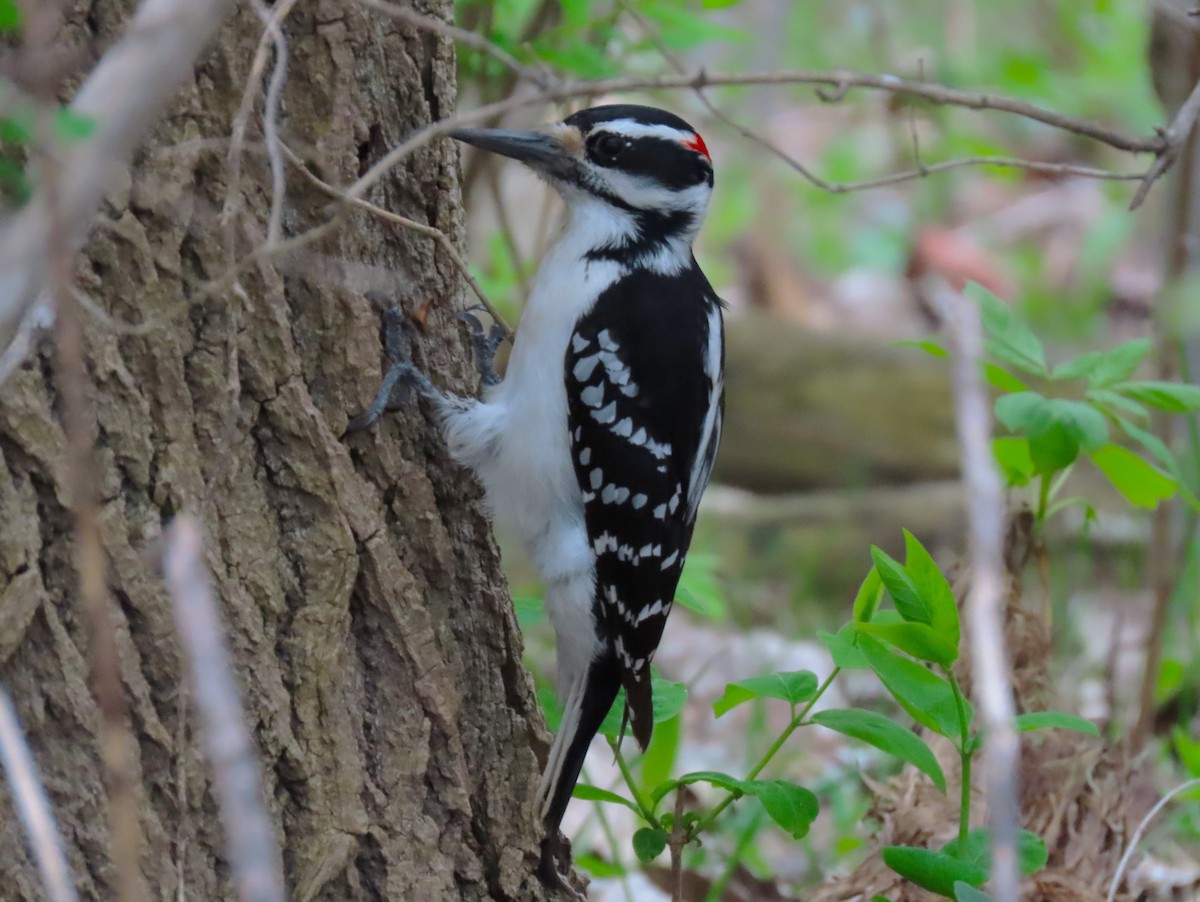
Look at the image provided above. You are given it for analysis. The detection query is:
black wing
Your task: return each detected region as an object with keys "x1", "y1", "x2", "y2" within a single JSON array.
[{"x1": 565, "y1": 263, "x2": 724, "y2": 748}]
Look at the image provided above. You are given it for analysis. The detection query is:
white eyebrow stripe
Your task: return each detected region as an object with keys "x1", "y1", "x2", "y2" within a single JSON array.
[{"x1": 593, "y1": 120, "x2": 694, "y2": 144}]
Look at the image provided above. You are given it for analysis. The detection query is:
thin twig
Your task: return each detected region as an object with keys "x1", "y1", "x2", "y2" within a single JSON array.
[
  {"x1": 630, "y1": 9, "x2": 1144, "y2": 194},
  {"x1": 248, "y1": 0, "x2": 292, "y2": 245},
  {"x1": 932, "y1": 281, "x2": 1020, "y2": 902},
  {"x1": 343, "y1": 68, "x2": 1162, "y2": 211},
  {"x1": 191, "y1": 63, "x2": 1166, "y2": 316},
  {"x1": 1130, "y1": 75, "x2": 1200, "y2": 210},
  {"x1": 0, "y1": 686, "x2": 80, "y2": 902},
  {"x1": 357, "y1": 0, "x2": 553, "y2": 88},
  {"x1": 162, "y1": 516, "x2": 285, "y2": 902},
  {"x1": 1105, "y1": 778, "x2": 1200, "y2": 902},
  {"x1": 280, "y1": 142, "x2": 514, "y2": 338},
  {"x1": 223, "y1": 0, "x2": 300, "y2": 242},
  {"x1": 0, "y1": 0, "x2": 240, "y2": 354},
  {"x1": 668, "y1": 788, "x2": 686, "y2": 902}
]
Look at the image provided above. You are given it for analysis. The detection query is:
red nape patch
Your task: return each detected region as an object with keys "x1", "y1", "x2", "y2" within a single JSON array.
[{"x1": 683, "y1": 132, "x2": 710, "y2": 160}]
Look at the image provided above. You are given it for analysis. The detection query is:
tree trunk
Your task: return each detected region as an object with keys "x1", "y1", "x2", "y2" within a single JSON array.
[{"x1": 0, "y1": 2, "x2": 563, "y2": 899}]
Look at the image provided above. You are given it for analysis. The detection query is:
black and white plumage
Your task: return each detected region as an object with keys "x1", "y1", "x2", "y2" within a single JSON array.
[{"x1": 404, "y1": 105, "x2": 724, "y2": 863}]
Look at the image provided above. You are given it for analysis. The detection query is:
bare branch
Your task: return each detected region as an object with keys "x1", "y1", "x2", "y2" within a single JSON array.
[
  {"x1": 0, "y1": 0, "x2": 239, "y2": 354},
  {"x1": 0, "y1": 686, "x2": 80, "y2": 902},
  {"x1": 619, "y1": 3, "x2": 1144, "y2": 193},
  {"x1": 358, "y1": 0, "x2": 552, "y2": 88},
  {"x1": 47, "y1": 171, "x2": 146, "y2": 902},
  {"x1": 280, "y1": 143, "x2": 514, "y2": 339},
  {"x1": 162, "y1": 516, "x2": 286, "y2": 902},
  {"x1": 249, "y1": 0, "x2": 293, "y2": 246},
  {"x1": 1129, "y1": 75, "x2": 1200, "y2": 210},
  {"x1": 931, "y1": 281, "x2": 1020, "y2": 902},
  {"x1": 343, "y1": 68, "x2": 1161, "y2": 211},
  {"x1": 1106, "y1": 777, "x2": 1200, "y2": 902},
  {"x1": 1123, "y1": 76, "x2": 1200, "y2": 211}
]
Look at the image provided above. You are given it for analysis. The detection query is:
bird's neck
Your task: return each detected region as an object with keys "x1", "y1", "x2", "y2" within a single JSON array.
[{"x1": 560, "y1": 194, "x2": 697, "y2": 276}]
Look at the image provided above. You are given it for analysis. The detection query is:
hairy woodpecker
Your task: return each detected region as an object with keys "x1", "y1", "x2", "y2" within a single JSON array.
[{"x1": 355, "y1": 104, "x2": 724, "y2": 867}]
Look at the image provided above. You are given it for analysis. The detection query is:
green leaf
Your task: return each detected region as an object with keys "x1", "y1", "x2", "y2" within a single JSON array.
[
  {"x1": 971, "y1": 283, "x2": 1046, "y2": 376},
  {"x1": 539, "y1": 688, "x2": 562, "y2": 732},
  {"x1": 983, "y1": 363, "x2": 1029, "y2": 394},
  {"x1": 903, "y1": 530, "x2": 959, "y2": 651},
  {"x1": 1114, "y1": 380, "x2": 1200, "y2": 414},
  {"x1": 993, "y1": 436, "x2": 1034, "y2": 487},
  {"x1": 599, "y1": 673, "x2": 688, "y2": 741},
  {"x1": 651, "y1": 769, "x2": 746, "y2": 805},
  {"x1": 1089, "y1": 387, "x2": 1149, "y2": 420},
  {"x1": 819, "y1": 625, "x2": 869, "y2": 670},
  {"x1": 1052, "y1": 338, "x2": 1150, "y2": 387},
  {"x1": 1018, "y1": 831, "x2": 1050, "y2": 875},
  {"x1": 812, "y1": 707, "x2": 947, "y2": 792},
  {"x1": 1013, "y1": 711, "x2": 1099, "y2": 737},
  {"x1": 0, "y1": 0, "x2": 22, "y2": 33},
  {"x1": 651, "y1": 677, "x2": 688, "y2": 723},
  {"x1": 1090, "y1": 444, "x2": 1178, "y2": 509},
  {"x1": 896, "y1": 338, "x2": 948, "y2": 359},
  {"x1": 870, "y1": 546, "x2": 930, "y2": 625},
  {"x1": 1172, "y1": 727, "x2": 1200, "y2": 778},
  {"x1": 1112, "y1": 418, "x2": 1200, "y2": 511},
  {"x1": 572, "y1": 784, "x2": 640, "y2": 813},
  {"x1": 675, "y1": 551, "x2": 728, "y2": 619},
  {"x1": 882, "y1": 845, "x2": 986, "y2": 896},
  {"x1": 640, "y1": 710, "x2": 680, "y2": 797},
  {"x1": 942, "y1": 828, "x2": 1048, "y2": 878},
  {"x1": 575, "y1": 854, "x2": 626, "y2": 879},
  {"x1": 744, "y1": 779, "x2": 819, "y2": 839},
  {"x1": 713, "y1": 670, "x2": 819, "y2": 717},
  {"x1": 995, "y1": 393, "x2": 1108, "y2": 475},
  {"x1": 52, "y1": 108, "x2": 96, "y2": 142},
  {"x1": 632, "y1": 826, "x2": 667, "y2": 862},
  {"x1": 1115, "y1": 416, "x2": 1178, "y2": 473},
  {"x1": 955, "y1": 883, "x2": 991, "y2": 902},
  {"x1": 857, "y1": 622, "x2": 958, "y2": 666},
  {"x1": 0, "y1": 112, "x2": 33, "y2": 145},
  {"x1": 852, "y1": 566, "x2": 884, "y2": 623},
  {"x1": 857, "y1": 635, "x2": 969, "y2": 741}
]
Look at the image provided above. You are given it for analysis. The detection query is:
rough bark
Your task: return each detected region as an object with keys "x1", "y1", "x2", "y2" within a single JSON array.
[{"x1": 0, "y1": 2, "x2": 564, "y2": 899}]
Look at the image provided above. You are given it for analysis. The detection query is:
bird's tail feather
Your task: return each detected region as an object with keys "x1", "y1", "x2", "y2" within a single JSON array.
[{"x1": 537, "y1": 652, "x2": 622, "y2": 837}]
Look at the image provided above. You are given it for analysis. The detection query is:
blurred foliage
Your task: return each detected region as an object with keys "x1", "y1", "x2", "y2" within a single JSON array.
[
  {"x1": 453, "y1": 0, "x2": 1200, "y2": 892},
  {"x1": 455, "y1": 0, "x2": 1165, "y2": 339}
]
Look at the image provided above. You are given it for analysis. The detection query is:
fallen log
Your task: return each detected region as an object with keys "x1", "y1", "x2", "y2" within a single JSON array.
[{"x1": 716, "y1": 314, "x2": 960, "y2": 492}]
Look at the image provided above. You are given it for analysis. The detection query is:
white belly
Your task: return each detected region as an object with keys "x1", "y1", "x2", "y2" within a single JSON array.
[{"x1": 461, "y1": 240, "x2": 623, "y2": 584}]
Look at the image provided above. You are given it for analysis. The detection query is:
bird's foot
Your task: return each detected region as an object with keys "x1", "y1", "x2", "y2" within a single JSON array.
[
  {"x1": 540, "y1": 830, "x2": 585, "y2": 897},
  {"x1": 346, "y1": 293, "x2": 437, "y2": 434},
  {"x1": 455, "y1": 305, "x2": 506, "y2": 389}
]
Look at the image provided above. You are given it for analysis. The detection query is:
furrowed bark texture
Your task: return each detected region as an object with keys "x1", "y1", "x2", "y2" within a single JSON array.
[{"x1": 0, "y1": 2, "x2": 560, "y2": 899}]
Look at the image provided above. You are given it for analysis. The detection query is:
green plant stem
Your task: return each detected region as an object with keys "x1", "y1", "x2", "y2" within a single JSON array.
[
  {"x1": 689, "y1": 667, "x2": 841, "y2": 838},
  {"x1": 1036, "y1": 474, "x2": 1051, "y2": 527},
  {"x1": 612, "y1": 741, "x2": 660, "y2": 828},
  {"x1": 947, "y1": 671, "x2": 973, "y2": 850}
]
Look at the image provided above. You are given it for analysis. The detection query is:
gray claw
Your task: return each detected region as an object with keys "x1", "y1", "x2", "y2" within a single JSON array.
[
  {"x1": 456, "y1": 307, "x2": 506, "y2": 388},
  {"x1": 346, "y1": 299, "x2": 435, "y2": 435}
]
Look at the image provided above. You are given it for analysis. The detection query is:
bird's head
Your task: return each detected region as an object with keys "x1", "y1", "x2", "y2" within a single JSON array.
[{"x1": 451, "y1": 105, "x2": 714, "y2": 264}]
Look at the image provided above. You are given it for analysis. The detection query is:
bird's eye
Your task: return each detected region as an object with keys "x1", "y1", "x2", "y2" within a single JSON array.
[{"x1": 589, "y1": 133, "x2": 627, "y2": 164}]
